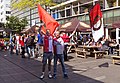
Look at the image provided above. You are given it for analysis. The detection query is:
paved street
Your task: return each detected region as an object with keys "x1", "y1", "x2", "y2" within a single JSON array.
[{"x1": 0, "y1": 51, "x2": 120, "y2": 83}]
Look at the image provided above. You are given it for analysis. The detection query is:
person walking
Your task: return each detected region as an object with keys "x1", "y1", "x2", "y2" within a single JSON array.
[
  {"x1": 36, "y1": 31, "x2": 43, "y2": 57},
  {"x1": 25, "y1": 33, "x2": 32, "y2": 58},
  {"x1": 20, "y1": 35, "x2": 25, "y2": 58},
  {"x1": 61, "y1": 32, "x2": 70, "y2": 61},
  {"x1": 40, "y1": 29, "x2": 53, "y2": 79},
  {"x1": 15, "y1": 34, "x2": 20, "y2": 55},
  {"x1": 30, "y1": 33, "x2": 36, "y2": 58},
  {"x1": 53, "y1": 31, "x2": 68, "y2": 79}
]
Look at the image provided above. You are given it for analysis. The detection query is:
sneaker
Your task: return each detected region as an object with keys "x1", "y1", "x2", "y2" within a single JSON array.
[
  {"x1": 30, "y1": 56, "x2": 35, "y2": 58},
  {"x1": 48, "y1": 73, "x2": 52, "y2": 79},
  {"x1": 64, "y1": 74, "x2": 68, "y2": 79},
  {"x1": 40, "y1": 74, "x2": 44, "y2": 79},
  {"x1": 21, "y1": 55, "x2": 25, "y2": 58},
  {"x1": 53, "y1": 74, "x2": 56, "y2": 79}
]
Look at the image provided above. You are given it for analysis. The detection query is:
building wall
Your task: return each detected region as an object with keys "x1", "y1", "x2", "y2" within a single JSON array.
[
  {"x1": 0, "y1": 0, "x2": 11, "y2": 23},
  {"x1": 11, "y1": 0, "x2": 40, "y2": 27},
  {"x1": 11, "y1": 0, "x2": 68, "y2": 27},
  {"x1": 50, "y1": 0, "x2": 120, "y2": 25},
  {"x1": 50, "y1": 0, "x2": 120, "y2": 43},
  {"x1": 11, "y1": 0, "x2": 120, "y2": 28}
]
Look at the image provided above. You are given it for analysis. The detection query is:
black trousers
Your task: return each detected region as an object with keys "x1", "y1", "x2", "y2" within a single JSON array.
[
  {"x1": 21, "y1": 46, "x2": 25, "y2": 58},
  {"x1": 64, "y1": 45, "x2": 68, "y2": 61}
]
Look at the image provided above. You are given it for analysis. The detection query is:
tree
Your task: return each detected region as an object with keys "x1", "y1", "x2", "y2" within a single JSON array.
[
  {"x1": 5, "y1": 16, "x2": 28, "y2": 32},
  {"x1": 0, "y1": 22, "x2": 4, "y2": 28},
  {"x1": 12, "y1": 0, "x2": 56, "y2": 9}
]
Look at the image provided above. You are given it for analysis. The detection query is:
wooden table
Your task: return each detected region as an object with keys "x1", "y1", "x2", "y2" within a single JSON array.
[
  {"x1": 78, "y1": 45, "x2": 100, "y2": 51},
  {"x1": 78, "y1": 45, "x2": 105, "y2": 59},
  {"x1": 111, "y1": 55, "x2": 120, "y2": 64}
]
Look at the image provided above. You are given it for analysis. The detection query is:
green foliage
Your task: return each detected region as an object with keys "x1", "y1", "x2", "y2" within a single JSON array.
[
  {"x1": 5, "y1": 16, "x2": 28, "y2": 32},
  {"x1": 12, "y1": 0, "x2": 56, "y2": 9},
  {"x1": 0, "y1": 22, "x2": 4, "y2": 27}
]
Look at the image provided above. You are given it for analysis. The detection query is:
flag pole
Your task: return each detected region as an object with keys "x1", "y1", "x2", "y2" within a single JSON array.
[{"x1": 69, "y1": 21, "x2": 80, "y2": 38}]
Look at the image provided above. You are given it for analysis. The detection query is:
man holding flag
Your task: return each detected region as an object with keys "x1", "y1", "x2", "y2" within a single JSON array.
[
  {"x1": 89, "y1": 0, "x2": 104, "y2": 42},
  {"x1": 37, "y1": 4, "x2": 59, "y2": 79}
]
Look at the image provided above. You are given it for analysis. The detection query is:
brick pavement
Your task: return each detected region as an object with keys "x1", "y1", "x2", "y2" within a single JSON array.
[{"x1": 0, "y1": 51, "x2": 120, "y2": 83}]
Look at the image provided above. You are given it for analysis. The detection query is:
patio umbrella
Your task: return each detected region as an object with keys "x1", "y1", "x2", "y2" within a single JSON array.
[
  {"x1": 29, "y1": 25, "x2": 40, "y2": 33},
  {"x1": 59, "y1": 18, "x2": 91, "y2": 33},
  {"x1": 21, "y1": 26, "x2": 31, "y2": 33},
  {"x1": 112, "y1": 21, "x2": 120, "y2": 28},
  {"x1": 21, "y1": 25, "x2": 40, "y2": 33}
]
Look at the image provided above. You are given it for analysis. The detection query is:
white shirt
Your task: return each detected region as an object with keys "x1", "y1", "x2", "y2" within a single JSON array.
[{"x1": 55, "y1": 37, "x2": 64, "y2": 54}]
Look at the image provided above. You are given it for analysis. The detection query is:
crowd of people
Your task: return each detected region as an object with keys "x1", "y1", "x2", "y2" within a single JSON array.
[
  {"x1": 77, "y1": 34, "x2": 118, "y2": 54},
  {"x1": 0, "y1": 29, "x2": 118, "y2": 79},
  {"x1": 9, "y1": 30, "x2": 68, "y2": 79},
  {"x1": 0, "y1": 39, "x2": 9, "y2": 51}
]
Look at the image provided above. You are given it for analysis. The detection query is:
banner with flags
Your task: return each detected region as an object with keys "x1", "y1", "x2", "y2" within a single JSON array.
[
  {"x1": 89, "y1": 2, "x2": 104, "y2": 42},
  {"x1": 37, "y1": 4, "x2": 59, "y2": 35}
]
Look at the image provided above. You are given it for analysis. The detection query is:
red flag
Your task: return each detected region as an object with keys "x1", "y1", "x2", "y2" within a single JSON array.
[
  {"x1": 37, "y1": 4, "x2": 59, "y2": 34},
  {"x1": 89, "y1": 2, "x2": 104, "y2": 42}
]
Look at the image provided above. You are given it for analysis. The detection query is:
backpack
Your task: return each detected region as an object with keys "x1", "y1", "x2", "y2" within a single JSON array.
[{"x1": 26, "y1": 37, "x2": 32, "y2": 46}]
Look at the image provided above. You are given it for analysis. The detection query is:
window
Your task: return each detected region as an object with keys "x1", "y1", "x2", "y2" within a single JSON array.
[
  {"x1": 1, "y1": 12, "x2": 3, "y2": 15},
  {"x1": 66, "y1": 9, "x2": 71, "y2": 17},
  {"x1": 1, "y1": 5, "x2": 3, "y2": 9},
  {"x1": 52, "y1": 13, "x2": 59, "y2": 19},
  {"x1": 1, "y1": 0, "x2": 3, "y2": 2},
  {"x1": 6, "y1": 11, "x2": 11, "y2": 14},
  {"x1": 1, "y1": 18, "x2": 3, "y2": 21},
  {"x1": 6, "y1": 4, "x2": 10, "y2": 8}
]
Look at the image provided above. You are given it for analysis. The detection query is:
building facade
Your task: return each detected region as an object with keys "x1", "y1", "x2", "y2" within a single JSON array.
[
  {"x1": 0, "y1": 0, "x2": 11, "y2": 23},
  {"x1": 11, "y1": 0, "x2": 68, "y2": 27},
  {"x1": 11, "y1": 0, "x2": 40, "y2": 27},
  {"x1": 11, "y1": 0, "x2": 120, "y2": 43},
  {"x1": 50, "y1": 0, "x2": 120, "y2": 43}
]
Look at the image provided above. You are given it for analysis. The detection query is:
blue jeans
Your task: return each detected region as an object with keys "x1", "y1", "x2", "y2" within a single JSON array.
[
  {"x1": 54, "y1": 54, "x2": 67, "y2": 75},
  {"x1": 42, "y1": 52, "x2": 53, "y2": 72},
  {"x1": 16, "y1": 44, "x2": 19, "y2": 55},
  {"x1": 10, "y1": 44, "x2": 14, "y2": 54},
  {"x1": 26, "y1": 46, "x2": 35, "y2": 57},
  {"x1": 43, "y1": 52, "x2": 53, "y2": 65}
]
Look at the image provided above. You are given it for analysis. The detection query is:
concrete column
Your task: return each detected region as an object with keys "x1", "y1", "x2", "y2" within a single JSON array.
[
  {"x1": 105, "y1": 28, "x2": 109, "y2": 39},
  {"x1": 65, "y1": 7, "x2": 66, "y2": 18},
  {"x1": 116, "y1": 0, "x2": 119, "y2": 6},
  {"x1": 78, "y1": 2, "x2": 80, "y2": 14},
  {"x1": 116, "y1": 28, "x2": 119, "y2": 44}
]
